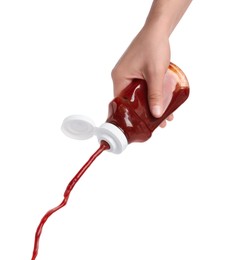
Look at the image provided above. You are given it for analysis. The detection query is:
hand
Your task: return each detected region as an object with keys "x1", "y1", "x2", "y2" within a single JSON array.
[{"x1": 111, "y1": 23, "x2": 176, "y2": 128}]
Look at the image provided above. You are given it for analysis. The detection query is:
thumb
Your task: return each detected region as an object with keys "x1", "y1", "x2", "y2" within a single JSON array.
[
  {"x1": 146, "y1": 71, "x2": 166, "y2": 118},
  {"x1": 146, "y1": 69, "x2": 177, "y2": 118}
]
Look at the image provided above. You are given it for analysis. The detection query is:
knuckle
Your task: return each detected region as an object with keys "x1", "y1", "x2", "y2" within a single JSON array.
[
  {"x1": 111, "y1": 65, "x2": 123, "y2": 80},
  {"x1": 111, "y1": 67, "x2": 118, "y2": 80}
]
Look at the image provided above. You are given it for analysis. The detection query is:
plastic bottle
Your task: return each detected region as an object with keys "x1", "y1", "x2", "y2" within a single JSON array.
[{"x1": 61, "y1": 62, "x2": 189, "y2": 154}]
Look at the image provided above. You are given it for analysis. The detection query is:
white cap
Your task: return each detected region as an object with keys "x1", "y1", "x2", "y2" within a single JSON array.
[
  {"x1": 61, "y1": 115, "x2": 96, "y2": 140},
  {"x1": 61, "y1": 115, "x2": 128, "y2": 154},
  {"x1": 96, "y1": 123, "x2": 128, "y2": 154}
]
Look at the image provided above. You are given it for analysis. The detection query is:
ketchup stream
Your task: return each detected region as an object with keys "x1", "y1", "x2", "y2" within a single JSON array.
[
  {"x1": 31, "y1": 62, "x2": 189, "y2": 259},
  {"x1": 31, "y1": 141, "x2": 109, "y2": 260}
]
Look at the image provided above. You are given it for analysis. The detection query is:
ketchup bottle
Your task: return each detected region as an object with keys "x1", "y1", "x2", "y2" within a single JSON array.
[
  {"x1": 32, "y1": 63, "x2": 189, "y2": 260},
  {"x1": 61, "y1": 62, "x2": 189, "y2": 153}
]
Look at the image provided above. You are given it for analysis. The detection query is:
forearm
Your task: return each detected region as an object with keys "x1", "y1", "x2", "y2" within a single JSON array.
[{"x1": 145, "y1": 0, "x2": 192, "y2": 37}]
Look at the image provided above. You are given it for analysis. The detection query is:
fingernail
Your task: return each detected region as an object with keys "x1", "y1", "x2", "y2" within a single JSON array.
[{"x1": 151, "y1": 105, "x2": 163, "y2": 118}]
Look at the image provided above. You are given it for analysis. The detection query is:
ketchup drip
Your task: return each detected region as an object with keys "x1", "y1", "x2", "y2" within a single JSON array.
[{"x1": 31, "y1": 141, "x2": 109, "y2": 260}]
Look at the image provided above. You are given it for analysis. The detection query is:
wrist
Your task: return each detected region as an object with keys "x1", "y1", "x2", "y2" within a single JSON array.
[
  {"x1": 144, "y1": 15, "x2": 172, "y2": 38},
  {"x1": 145, "y1": 0, "x2": 192, "y2": 37}
]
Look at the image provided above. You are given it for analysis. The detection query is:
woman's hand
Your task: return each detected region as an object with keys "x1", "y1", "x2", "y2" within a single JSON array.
[{"x1": 111, "y1": 24, "x2": 175, "y2": 127}]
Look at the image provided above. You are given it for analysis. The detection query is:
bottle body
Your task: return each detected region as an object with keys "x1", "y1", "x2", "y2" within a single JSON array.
[
  {"x1": 105, "y1": 62, "x2": 190, "y2": 144},
  {"x1": 61, "y1": 62, "x2": 190, "y2": 154}
]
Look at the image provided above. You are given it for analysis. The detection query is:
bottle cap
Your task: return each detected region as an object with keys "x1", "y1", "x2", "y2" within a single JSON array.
[
  {"x1": 61, "y1": 115, "x2": 96, "y2": 140},
  {"x1": 96, "y1": 123, "x2": 128, "y2": 154},
  {"x1": 61, "y1": 115, "x2": 128, "y2": 154}
]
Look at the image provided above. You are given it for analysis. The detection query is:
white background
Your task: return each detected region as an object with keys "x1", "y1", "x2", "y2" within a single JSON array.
[{"x1": 0, "y1": 1, "x2": 247, "y2": 259}]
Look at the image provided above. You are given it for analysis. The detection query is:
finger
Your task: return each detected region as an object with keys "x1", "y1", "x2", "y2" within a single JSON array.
[
  {"x1": 159, "y1": 120, "x2": 167, "y2": 128},
  {"x1": 159, "y1": 113, "x2": 174, "y2": 128},
  {"x1": 166, "y1": 113, "x2": 174, "y2": 121}
]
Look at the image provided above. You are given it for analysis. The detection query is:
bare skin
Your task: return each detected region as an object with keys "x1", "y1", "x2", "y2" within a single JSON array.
[{"x1": 112, "y1": 0, "x2": 192, "y2": 127}]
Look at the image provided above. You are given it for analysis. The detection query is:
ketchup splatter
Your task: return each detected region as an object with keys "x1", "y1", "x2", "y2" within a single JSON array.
[{"x1": 31, "y1": 141, "x2": 109, "y2": 260}]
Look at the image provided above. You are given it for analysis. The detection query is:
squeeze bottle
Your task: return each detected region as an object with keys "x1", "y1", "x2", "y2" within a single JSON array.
[{"x1": 61, "y1": 62, "x2": 189, "y2": 154}]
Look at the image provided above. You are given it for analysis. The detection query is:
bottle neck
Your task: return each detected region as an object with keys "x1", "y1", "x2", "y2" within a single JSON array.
[{"x1": 96, "y1": 123, "x2": 128, "y2": 154}]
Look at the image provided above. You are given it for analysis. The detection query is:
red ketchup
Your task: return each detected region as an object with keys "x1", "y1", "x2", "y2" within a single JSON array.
[
  {"x1": 31, "y1": 62, "x2": 189, "y2": 259},
  {"x1": 96, "y1": 62, "x2": 190, "y2": 153}
]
